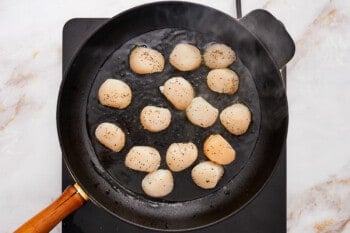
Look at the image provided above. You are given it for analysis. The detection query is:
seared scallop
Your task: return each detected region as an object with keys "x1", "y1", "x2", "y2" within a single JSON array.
[
  {"x1": 140, "y1": 106, "x2": 171, "y2": 132},
  {"x1": 125, "y1": 146, "x2": 161, "y2": 172},
  {"x1": 142, "y1": 169, "x2": 174, "y2": 198},
  {"x1": 98, "y1": 79, "x2": 132, "y2": 109},
  {"x1": 220, "y1": 103, "x2": 251, "y2": 135},
  {"x1": 169, "y1": 43, "x2": 201, "y2": 71},
  {"x1": 159, "y1": 77, "x2": 195, "y2": 110},
  {"x1": 191, "y1": 161, "x2": 224, "y2": 189},
  {"x1": 206, "y1": 68, "x2": 239, "y2": 94},
  {"x1": 203, "y1": 134, "x2": 236, "y2": 165},
  {"x1": 95, "y1": 122, "x2": 125, "y2": 152},
  {"x1": 166, "y1": 142, "x2": 198, "y2": 172},
  {"x1": 186, "y1": 97, "x2": 218, "y2": 128},
  {"x1": 129, "y1": 47, "x2": 165, "y2": 74},
  {"x1": 204, "y1": 43, "x2": 236, "y2": 69}
]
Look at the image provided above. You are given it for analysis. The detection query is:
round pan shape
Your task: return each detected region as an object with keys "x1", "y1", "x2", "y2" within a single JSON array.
[{"x1": 15, "y1": 2, "x2": 294, "y2": 232}]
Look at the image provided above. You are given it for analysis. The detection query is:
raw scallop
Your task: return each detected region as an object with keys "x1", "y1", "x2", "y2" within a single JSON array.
[
  {"x1": 204, "y1": 43, "x2": 236, "y2": 69},
  {"x1": 169, "y1": 43, "x2": 201, "y2": 71},
  {"x1": 186, "y1": 97, "x2": 218, "y2": 128},
  {"x1": 203, "y1": 134, "x2": 236, "y2": 165},
  {"x1": 220, "y1": 103, "x2": 251, "y2": 135},
  {"x1": 125, "y1": 146, "x2": 161, "y2": 172},
  {"x1": 206, "y1": 68, "x2": 239, "y2": 95},
  {"x1": 95, "y1": 122, "x2": 125, "y2": 152},
  {"x1": 142, "y1": 169, "x2": 174, "y2": 197},
  {"x1": 166, "y1": 142, "x2": 198, "y2": 172},
  {"x1": 129, "y1": 47, "x2": 165, "y2": 74},
  {"x1": 140, "y1": 106, "x2": 171, "y2": 132},
  {"x1": 159, "y1": 77, "x2": 195, "y2": 110},
  {"x1": 191, "y1": 161, "x2": 224, "y2": 189},
  {"x1": 98, "y1": 79, "x2": 132, "y2": 109}
]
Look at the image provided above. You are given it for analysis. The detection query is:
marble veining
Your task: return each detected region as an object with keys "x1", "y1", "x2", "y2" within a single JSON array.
[{"x1": 288, "y1": 166, "x2": 350, "y2": 232}]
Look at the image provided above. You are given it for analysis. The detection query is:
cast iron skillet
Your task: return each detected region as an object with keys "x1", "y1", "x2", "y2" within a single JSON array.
[{"x1": 15, "y1": 2, "x2": 295, "y2": 232}]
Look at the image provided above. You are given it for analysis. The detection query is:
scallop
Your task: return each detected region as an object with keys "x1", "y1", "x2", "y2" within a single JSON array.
[
  {"x1": 169, "y1": 43, "x2": 201, "y2": 71},
  {"x1": 159, "y1": 77, "x2": 195, "y2": 110},
  {"x1": 191, "y1": 161, "x2": 224, "y2": 189},
  {"x1": 203, "y1": 43, "x2": 236, "y2": 69},
  {"x1": 206, "y1": 68, "x2": 239, "y2": 94},
  {"x1": 203, "y1": 134, "x2": 236, "y2": 165},
  {"x1": 166, "y1": 142, "x2": 198, "y2": 172},
  {"x1": 142, "y1": 169, "x2": 174, "y2": 198},
  {"x1": 95, "y1": 122, "x2": 125, "y2": 152},
  {"x1": 220, "y1": 103, "x2": 252, "y2": 135},
  {"x1": 125, "y1": 146, "x2": 161, "y2": 172},
  {"x1": 140, "y1": 106, "x2": 171, "y2": 132},
  {"x1": 129, "y1": 47, "x2": 165, "y2": 74},
  {"x1": 186, "y1": 97, "x2": 218, "y2": 128},
  {"x1": 98, "y1": 79, "x2": 132, "y2": 109}
]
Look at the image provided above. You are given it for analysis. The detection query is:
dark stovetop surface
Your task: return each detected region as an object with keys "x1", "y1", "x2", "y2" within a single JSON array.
[{"x1": 62, "y1": 18, "x2": 286, "y2": 233}]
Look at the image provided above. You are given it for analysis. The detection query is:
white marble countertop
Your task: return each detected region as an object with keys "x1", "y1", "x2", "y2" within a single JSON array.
[{"x1": 1, "y1": 0, "x2": 350, "y2": 232}]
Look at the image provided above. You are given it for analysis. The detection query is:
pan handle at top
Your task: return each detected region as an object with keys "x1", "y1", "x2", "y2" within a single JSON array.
[
  {"x1": 240, "y1": 9, "x2": 295, "y2": 69},
  {"x1": 14, "y1": 184, "x2": 88, "y2": 233}
]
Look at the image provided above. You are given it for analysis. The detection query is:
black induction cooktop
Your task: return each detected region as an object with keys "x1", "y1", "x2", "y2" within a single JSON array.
[{"x1": 62, "y1": 12, "x2": 287, "y2": 233}]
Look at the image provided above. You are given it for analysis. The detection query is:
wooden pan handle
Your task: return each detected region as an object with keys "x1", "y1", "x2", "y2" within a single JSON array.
[{"x1": 14, "y1": 184, "x2": 89, "y2": 233}]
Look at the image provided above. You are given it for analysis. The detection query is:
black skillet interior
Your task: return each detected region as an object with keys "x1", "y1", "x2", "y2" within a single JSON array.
[
  {"x1": 58, "y1": 2, "x2": 289, "y2": 231},
  {"x1": 87, "y1": 28, "x2": 261, "y2": 202}
]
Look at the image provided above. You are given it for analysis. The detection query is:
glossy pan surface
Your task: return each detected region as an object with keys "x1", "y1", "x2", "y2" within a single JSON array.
[{"x1": 57, "y1": 2, "x2": 290, "y2": 230}]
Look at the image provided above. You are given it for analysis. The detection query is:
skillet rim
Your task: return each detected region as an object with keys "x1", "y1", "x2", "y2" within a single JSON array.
[{"x1": 57, "y1": 1, "x2": 289, "y2": 231}]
